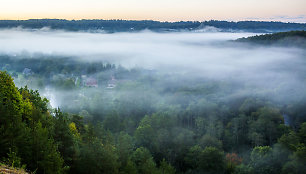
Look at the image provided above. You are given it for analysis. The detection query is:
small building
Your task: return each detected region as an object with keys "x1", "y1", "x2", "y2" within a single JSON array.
[
  {"x1": 107, "y1": 76, "x2": 117, "y2": 89},
  {"x1": 85, "y1": 77, "x2": 98, "y2": 87}
]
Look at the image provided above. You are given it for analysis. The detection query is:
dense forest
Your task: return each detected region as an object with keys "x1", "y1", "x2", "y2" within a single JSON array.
[
  {"x1": 236, "y1": 30, "x2": 306, "y2": 47},
  {"x1": 0, "y1": 19, "x2": 305, "y2": 33},
  {"x1": 1, "y1": 45, "x2": 306, "y2": 174}
]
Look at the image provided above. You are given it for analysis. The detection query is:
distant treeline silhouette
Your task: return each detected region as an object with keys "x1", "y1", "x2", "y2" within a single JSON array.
[{"x1": 0, "y1": 19, "x2": 305, "y2": 32}]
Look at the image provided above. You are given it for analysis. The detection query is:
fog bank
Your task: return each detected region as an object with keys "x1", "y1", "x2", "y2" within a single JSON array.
[{"x1": 1, "y1": 29, "x2": 305, "y2": 108}]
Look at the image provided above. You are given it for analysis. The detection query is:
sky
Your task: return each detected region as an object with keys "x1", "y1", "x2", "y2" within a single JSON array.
[{"x1": 0, "y1": 0, "x2": 305, "y2": 22}]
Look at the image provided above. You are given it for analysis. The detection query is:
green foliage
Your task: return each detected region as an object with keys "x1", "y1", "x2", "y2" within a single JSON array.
[
  {"x1": 282, "y1": 143, "x2": 306, "y2": 174},
  {"x1": 116, "y1": 132, "x2": 134, "y2": 169},
  {"x1": 198, "y1": 134, "x2": 223, "y2": 149},
  {"x1": 103, "y1": 113, "x2": 124, "y2": 133},
  {"x1": 19, "y1": 86, "x2": 49, "y2": 113},
  {"x1": 131, "y1": 147, "x2": 158, "y2": 174},
  {"x1": 3, "y1": 148, "x2": 25, "y2": 169},
  {"x1": 278, "y1": 131, "x2": 300, "y2": 151},
  {"x1": 248, "y1": 107, "x2": 284, "y2": 146},
  {"x1": 199, "y1": 147, "x2": 225, "y2": 173},
  {"x1": 298, "y1": 122, "x2": 306, "y2": 144},
  {"x1": 0, "y1": 71, "x2": 64, "y2": 174},
  {"x1": 248, "y1": 146, "x2": 280, "y2": 174},
  {"x1": 30, "y1": 122, "x2": 65, "y2": 174},
  {"x1": 53, "y1": 109, "x2": 77, "y2": 166},
  {"x1": 0, "y1": 71, "x2": 29, "y2": 158},
  {"x1": 158, "y1": 159, "x2": 176, "y2": 174},
  {"x1": 250, "y1": 146, "x2": 272, "y2": 162},
  {"x1": 234, "y1": 164, "x2": 253, "y2": 174},
  {"x1": 1, "y1": 68, "x2": 306, "y2": 174},
  {"x1": 185, "y1": 146, "x2": 225, "y2": 173}
]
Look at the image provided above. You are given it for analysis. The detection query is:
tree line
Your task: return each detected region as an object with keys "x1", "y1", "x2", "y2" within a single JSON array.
[{"x1": 0, "y1": 19, "x2": 305, "y2": 32}]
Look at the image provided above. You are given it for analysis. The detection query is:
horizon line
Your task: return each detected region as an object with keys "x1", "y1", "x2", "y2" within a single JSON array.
[{"x1": 0, "y1": 18, "x2": 305, "y2": 24}]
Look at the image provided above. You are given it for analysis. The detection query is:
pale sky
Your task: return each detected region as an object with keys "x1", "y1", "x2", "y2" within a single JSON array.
[{"x1": 0, "y1": 0, "x2": 305, "y2": 22}]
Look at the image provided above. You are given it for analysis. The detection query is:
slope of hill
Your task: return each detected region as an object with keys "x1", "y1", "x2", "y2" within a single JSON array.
[{"x1": 236, "y1": 30, "x2": 306, "y2": 47}]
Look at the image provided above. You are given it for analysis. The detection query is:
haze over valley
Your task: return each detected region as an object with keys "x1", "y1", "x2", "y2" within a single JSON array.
[{"x1": 0, "y1": 2, "x2": 306, "y2": 173}]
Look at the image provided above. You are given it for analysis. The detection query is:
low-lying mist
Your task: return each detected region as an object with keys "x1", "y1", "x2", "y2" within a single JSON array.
[{"x1": 0, "y1": 28, "x2": 305, "y2": 112}]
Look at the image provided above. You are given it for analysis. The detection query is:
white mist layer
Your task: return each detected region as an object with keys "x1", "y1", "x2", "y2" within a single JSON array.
[
  {"x1": 1, "y1": 29, "x2": 305, "y2": 107},
  {"x1": 0, "y1": 29, "x2": 303, "y2": 80}
]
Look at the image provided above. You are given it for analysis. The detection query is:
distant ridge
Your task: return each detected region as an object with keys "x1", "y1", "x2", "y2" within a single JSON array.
[{"x1": 0, "y1": 19, "x2": 305, "y2": 33}]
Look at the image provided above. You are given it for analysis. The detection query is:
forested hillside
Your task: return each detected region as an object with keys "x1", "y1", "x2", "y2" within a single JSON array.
[
  {"x1": 236, "y1": 30, "x2": 306, "y2": 47},
  {"x1": 1, "y1": 69, "x2": 306, "y2": 174}
]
